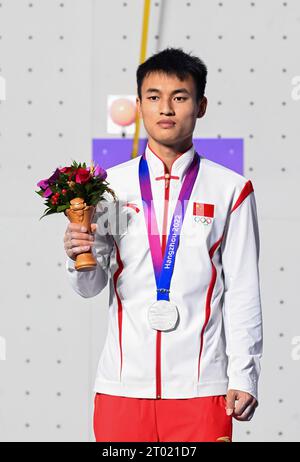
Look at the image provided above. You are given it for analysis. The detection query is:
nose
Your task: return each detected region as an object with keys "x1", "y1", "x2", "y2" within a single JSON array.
[{"x1": 159, "y1": 98, "x2": 175, "y2": 115}]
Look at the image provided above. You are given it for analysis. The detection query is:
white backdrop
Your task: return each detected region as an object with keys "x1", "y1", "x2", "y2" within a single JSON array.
[{"x1": 0, "y1": 0, "x2": 299, "y2": 442}]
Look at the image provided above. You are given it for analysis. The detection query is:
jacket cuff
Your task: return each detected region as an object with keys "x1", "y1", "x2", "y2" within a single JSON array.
[
  {"x1": 66, "y1": 255, "x2": 76, "y2": 271},
  {"x1": 227, "y1": 376, "x2": 259, "y2": 402}
]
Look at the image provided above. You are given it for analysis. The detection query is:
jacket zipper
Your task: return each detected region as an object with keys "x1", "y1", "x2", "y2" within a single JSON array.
[{"x1": 156, "y1": 164, "x2": 171, "y2": 399}]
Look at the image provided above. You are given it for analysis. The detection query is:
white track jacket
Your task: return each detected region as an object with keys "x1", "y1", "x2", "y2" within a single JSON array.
[{"x1": 66, "y1": 142, "x2": 263, "y2": 401}]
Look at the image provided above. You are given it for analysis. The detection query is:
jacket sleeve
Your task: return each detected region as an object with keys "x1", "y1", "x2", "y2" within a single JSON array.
[
  {"x1": 220, "y1": 180, "x2": 263, "y2": 402},
  {"x1": 65, "y1": 201, "x2": 115, "y2": 298}
]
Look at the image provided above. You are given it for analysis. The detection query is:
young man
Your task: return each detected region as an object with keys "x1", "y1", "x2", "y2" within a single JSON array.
[{"x1": 64, "y1": 47, "x2": 263, "y2": 442}]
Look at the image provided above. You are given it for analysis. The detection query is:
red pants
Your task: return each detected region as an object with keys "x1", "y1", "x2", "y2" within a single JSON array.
[{"x1": 93, "y1": 392, "x2": 233, "y2": 442}]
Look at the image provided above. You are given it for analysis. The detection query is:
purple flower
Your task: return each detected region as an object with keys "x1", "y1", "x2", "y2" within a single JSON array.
[
  {"x1": 37, "y1": 179, "x2": 49, "y2": 189},
  {"x1": 43, "y1": 187, "x2": 53, "y2": 198},
  {"x1": 37, "y1": 168, "x2": 61, "y2": 197},
  {"x1": 48, "y1": 168, "x2": 61, "y2": 184},
  {"x1": 94, "y1": 165, "x2": 107, "y2": 180},
  {"x1": 37, "y1": 168, "x2": 61, "y2": 188}
]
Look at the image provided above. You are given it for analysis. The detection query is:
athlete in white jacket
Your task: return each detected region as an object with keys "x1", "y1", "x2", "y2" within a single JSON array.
[{"x1": 64, "y1": 48, "x2": 263, "y2": 442}]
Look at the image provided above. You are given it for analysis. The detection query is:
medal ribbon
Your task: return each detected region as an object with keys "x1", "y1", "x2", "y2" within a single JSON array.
[{"x1": 139, "y1": 151, "x2": 200, "y2": 302}]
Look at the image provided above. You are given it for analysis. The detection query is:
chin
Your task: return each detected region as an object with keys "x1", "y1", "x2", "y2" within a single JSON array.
[{"x1": 154, "y1": 130, "x2": 176, "y2": 138}]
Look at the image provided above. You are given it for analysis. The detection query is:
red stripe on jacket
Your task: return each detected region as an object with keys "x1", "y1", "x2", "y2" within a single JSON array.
[
  {"x1": 197, "y1": 180, "x2": 254, "y2": 381},
  {"x1": 113, "y1": 240, "x2": 124, "y2": 380}
]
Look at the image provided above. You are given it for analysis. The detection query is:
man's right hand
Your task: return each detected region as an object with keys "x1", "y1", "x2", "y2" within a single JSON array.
[{"x1": 64, "y1": 223, "x2": 96, "y2": 261}]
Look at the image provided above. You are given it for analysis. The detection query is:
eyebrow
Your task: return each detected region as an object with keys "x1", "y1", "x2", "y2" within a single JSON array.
[{"x1": 145, "y1": 88, "x2": 191, "y2": 95}]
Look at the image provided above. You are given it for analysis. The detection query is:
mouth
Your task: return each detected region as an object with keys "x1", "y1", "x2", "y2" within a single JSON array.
[{"x1": 157, "y1": 122, "x2": 176, "y2": 129}]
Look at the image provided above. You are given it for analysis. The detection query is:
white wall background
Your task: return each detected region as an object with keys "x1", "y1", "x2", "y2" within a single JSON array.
[{"x1": 0, "y1": 0, "x2": 299, "y2": 442}]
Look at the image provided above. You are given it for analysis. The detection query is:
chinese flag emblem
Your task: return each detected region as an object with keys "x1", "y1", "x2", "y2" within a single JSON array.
[{"x1": 193, "y1": 202, "x2": 214, "y2": 218}]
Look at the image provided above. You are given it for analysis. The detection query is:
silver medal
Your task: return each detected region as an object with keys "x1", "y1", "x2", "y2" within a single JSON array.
[{"x1": 148, "y1": 300, "x2": 179, "y2": 331}]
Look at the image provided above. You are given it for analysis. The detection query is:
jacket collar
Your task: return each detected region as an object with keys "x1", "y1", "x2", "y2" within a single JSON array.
[{"x1": 144, "y1": 141, "x2": 196, "y2": 182}]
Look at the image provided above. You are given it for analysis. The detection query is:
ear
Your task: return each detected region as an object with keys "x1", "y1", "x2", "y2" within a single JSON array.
[
  {"x1": 197, "y1": 96, "x2": 208, "y2": 119},
  {"x1": 136, "y1": 96, "x2": 142, "y2": 118}
]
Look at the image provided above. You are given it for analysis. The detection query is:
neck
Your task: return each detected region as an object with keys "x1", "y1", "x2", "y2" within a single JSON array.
[{"x1": 148, "y1": 138, "x2": 193, "y2": 173}]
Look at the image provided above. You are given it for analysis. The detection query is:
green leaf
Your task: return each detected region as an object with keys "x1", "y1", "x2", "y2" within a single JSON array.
[
  {"x1": 35, "y1": 190, "x2": 45, "y2": 197},
  {"x1": 38, "y1": 209, "x2": 56, "y2": 220},
  {"x1": 56, "y1": 204, "x2": 69, "y2": 212}
]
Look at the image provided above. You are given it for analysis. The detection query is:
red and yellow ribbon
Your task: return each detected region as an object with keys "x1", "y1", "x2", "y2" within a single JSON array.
[{"x1": 131, "y1": 0, "x2": 151, "y2": 159}]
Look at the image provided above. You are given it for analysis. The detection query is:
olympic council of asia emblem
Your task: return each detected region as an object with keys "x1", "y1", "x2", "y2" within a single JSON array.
[{"x1": 193, "y1": 202, "x2": 215, "y2": 226}]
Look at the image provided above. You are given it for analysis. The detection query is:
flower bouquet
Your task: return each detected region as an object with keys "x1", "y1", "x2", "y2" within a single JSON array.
[{"x1": 36, "y1": 160, "x2": 117, "y2": 271}]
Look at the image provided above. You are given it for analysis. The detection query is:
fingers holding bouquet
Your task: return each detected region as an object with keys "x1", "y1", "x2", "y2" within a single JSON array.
[
  {"x1": 36, "y1": 160, "x2": 116, "y2": 271},
  {"x1": 64, "y1": 223, "x2": 97, "y2": 262}
]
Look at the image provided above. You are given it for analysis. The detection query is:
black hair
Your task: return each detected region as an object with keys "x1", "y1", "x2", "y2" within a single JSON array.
[{"x1": 136, "y1": 47, "x2": 207, "y2": 103}]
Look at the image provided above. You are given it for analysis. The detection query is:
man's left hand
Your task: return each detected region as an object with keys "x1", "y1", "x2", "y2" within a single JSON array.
[{"x1": 225, "y1": 389, "x2": 258, "y2": 421}]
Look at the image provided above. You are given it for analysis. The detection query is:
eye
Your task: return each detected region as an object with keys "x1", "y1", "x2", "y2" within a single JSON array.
[{"x1": 147, "y1": 96, "x2": 187, "y2": 101}]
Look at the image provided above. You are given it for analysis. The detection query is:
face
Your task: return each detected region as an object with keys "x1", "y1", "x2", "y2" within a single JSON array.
[{"x1": 136, "y1": 71, "x2": 207, "y2": 149}]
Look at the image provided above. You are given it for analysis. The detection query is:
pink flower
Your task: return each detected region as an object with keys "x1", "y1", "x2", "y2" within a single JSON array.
[
  {"x1": 37, "y1": 168, "x2": 61, "y2": 197},
  {"x1": 59, "y1": 166, "x2": 72, "y2": 174},
  {"x1": 37, "y1": 179, "x2": 49, "y2": 190},
  {"x1": 42, "y1": 187, "x2": 53, "y2": 198}
]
